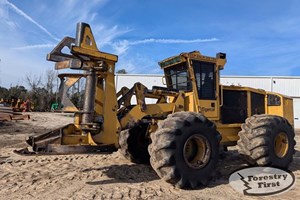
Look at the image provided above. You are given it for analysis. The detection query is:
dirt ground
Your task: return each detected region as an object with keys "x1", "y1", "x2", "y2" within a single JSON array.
[{"x1": 0, "y1": 112, "x2": 299, "y2": 200}]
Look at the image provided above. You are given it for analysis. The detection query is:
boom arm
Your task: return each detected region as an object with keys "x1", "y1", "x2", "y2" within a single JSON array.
[
  {"x1": 15, "y1": 23, "x2": 121, "y2": 154},
  {"x1": 15, "y1": 22, "x2": 184, "y2": 155}
]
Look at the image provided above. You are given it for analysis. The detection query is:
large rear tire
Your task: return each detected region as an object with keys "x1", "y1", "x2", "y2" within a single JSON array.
[
  {"x1": 148, "y1": 112, "x2": 221, "y2": 189},
  {"x1": 238, "y1": 114, "x2": 296, "y2": 169},
  {"x1": 119, "y1": 123, "x2": 150, "y2": 164}
]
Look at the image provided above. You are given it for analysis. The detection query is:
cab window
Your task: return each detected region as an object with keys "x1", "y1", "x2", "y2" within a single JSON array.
[
  {"x1": 165, "y1": 64, "x2": 192, "y2": 91},
  {"x1": 192, "y1": 60, "x2": 216, "y2": 99}
]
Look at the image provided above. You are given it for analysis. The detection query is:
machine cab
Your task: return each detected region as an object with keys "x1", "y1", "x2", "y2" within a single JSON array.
[{"x1": 159, "y1": 51, "x2": 226, "y2": 120}]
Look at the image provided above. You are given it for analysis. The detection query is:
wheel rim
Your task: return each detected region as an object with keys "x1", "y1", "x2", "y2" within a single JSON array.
[
  {"x1": 183, "y1": 134, "x2": 211, "y2": 169},
  {"x1": 274, "y1": 132, "x2": 289, "y2": 158}
]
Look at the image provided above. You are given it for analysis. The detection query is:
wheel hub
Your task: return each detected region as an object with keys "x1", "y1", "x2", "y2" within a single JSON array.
[
  {"x1": 183, "y1": 134, "x2": 211, "y2": 169},
  {"x1": 274, "y1": 132, "x2": 289, "y2": 158}
]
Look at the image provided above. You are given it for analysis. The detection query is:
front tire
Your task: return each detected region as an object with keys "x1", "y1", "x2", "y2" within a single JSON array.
[
  {"x1": 119, "y1": 123, "x2": 150, "y2": 164},
  {"x1": 148, "y1": 112, "x2": 220, "y2": 189},
  {"x1": 238, "y1": 114, "x2": 296, "y2": 169}
]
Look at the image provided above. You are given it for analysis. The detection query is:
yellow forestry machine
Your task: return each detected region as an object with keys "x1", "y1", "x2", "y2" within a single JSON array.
[{"x1": 16, "y1": 23, "x2": 296, "y2": 189}]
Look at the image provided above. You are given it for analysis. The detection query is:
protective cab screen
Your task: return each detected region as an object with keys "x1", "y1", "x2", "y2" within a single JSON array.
[
  {"x1": 192, "y1": 61, "x2": 216, "y2": 100},
  {"x1": 267, "y1": 94, "x2": 281, "y2": 106},
  {"x1": 164, "y1": 64, "x2": 192, "y2": 91}
]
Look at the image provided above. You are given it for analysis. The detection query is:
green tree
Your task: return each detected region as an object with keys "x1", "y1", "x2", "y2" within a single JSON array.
[
  {"x1": 0, "y1": 86, "x2": 9, "y2": 99},
  {"x1": 8, "y1": 85, "x2": 27, "y2": 100},
  {"x1": 116, "y1": 69, "x2": 127, "y2": 74},
  {"x1": 25, "y1": 72, "x2": 57, "y2": 111}
]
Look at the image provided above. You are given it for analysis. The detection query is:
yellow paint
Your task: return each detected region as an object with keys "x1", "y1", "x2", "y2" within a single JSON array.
[
  {"x1": 283, "y1": 97, "x2": 294, "y2": 126},
  {"x1": 184, "y1": 92, "x2": 196, "y2": 112},
  {"x1": 72, "y1": 46, "x2": 118, "y2": 62},
  {"x1": 216, "y1": 122, "x2": 241, "y2": 144},
  {"x1": 95, "y1": 78, "x2": 104, "y2": 116},
  {"x1": 92, "y1": 62, "x2": 120, "y2": 147},
  {"x1": 63, "y1": 106, "x2": 78, "y2": 112},
  {"x1": 274, "y1": 132, "x2": 289, "y2": 158},
  {"x1": 60, "y1": 124, "x2": 93, "y2": 145},
  {"x1": 266, "y1": 92, "x2": 294, "y2": 126},
  {"x1": 79, "y1": 25, "x2": 98, "y2": 51},
  {"x1": 49, "y1": 23, "x2": 295, "y2": 153}
]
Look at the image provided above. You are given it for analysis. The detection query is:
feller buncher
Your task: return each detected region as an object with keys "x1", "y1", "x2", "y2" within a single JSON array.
[{"x1": 16, "y1": 23, "x2": 296, "y2": 189}]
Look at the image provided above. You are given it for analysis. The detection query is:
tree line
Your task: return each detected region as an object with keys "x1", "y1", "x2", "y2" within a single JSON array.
[
  {"x1": 0, "y1": 68, "x2": 128, "y2": 111},
  {"x1": 0, "y1": 69, "x2": 83, "y2": 111}
]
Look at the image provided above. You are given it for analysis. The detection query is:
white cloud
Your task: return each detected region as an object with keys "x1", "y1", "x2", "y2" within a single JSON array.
[
  {"x1": 116, "y1": 53, "x2": 160, "y2": 75},
  {"x1": 0, "y1": 48, "x2": 53, "y2": 88},
  {"x1": 4, "y1": 19, "x2": 17, "y2": 29},
  {"x1": 12, "y1": 44, "x2": 56, "y2": 50},
  {"x1": 56, "y1": 0, "x2": 109, "y2": 26},
  {"x1": 5, "y1": 0, "x2": 59, "y2": 41},
  {"x1": 93, "y1": 25, "x2": 133, "y2": 47},
  {"x1": 111, "y1": 40, "x2": 130, "y2": 55},
  {"x1": 0, "y1": 0, "x2": 222, "y2": 87},
  {"x1": 112, "y1": 37, "x2": 219, "y2": 55},
  {"x1": 0, "y1": 0, "x2": 18, "y2": 30},
  {"x1": 0, "y1": 0, "x2": 6, "y2": 16},
  {"x1": 130, "y1": 38, "x2": 219, "y2": 45}
]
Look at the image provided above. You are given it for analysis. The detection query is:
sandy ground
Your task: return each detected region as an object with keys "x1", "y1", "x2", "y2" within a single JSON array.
[{"x1": 0, "y1": 112, "x2": 299, "y2": 200}]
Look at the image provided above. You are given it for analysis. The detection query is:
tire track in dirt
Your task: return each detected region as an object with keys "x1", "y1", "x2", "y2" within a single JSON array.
[
  {"x1": 0, "y1": 113, "x2": 299, "y2": 200},
  {"x1": 1, "y1": 149, "x2": 299, "y2": 200},
  {"x1": 0, "y1": 150, "x2": 182, "y2": 200}
]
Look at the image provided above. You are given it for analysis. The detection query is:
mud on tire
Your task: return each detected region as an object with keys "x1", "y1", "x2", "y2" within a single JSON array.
[
  {"x1": 148, "y1": 112, "x2": 221, "y2": 189},
  {"x1": 119, "y1": 123, "x2": 150, "y2": 164},
  {"x1": 238, "y1": 114, "x2": 296, "y2": 169}
]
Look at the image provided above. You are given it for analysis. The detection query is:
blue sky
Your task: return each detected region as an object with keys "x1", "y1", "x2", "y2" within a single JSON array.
[{"x1": 0, "y1": 0, "x2": 300, "y2": 88}]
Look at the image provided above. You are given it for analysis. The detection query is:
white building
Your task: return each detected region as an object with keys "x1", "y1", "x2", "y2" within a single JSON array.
[{"x1": 115, "y1": 74, "x2": 300, "y2": 128}]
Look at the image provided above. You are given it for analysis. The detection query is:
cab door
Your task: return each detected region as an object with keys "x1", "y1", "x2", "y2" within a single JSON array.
[{"x1": 192, "y1": 60, "x2": 220, "y2": 120}]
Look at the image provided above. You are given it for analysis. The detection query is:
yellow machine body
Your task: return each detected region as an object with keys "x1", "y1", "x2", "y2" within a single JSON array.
[
  {"x1": 159, "y1": 51, "x2": 294, "y2": 146},
  {"x1": 21, "y1": 22, "x2": 293, "y2": 154},
  {"x1": 17, "y1": 22, "x2": 295, "y2": 190}
]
